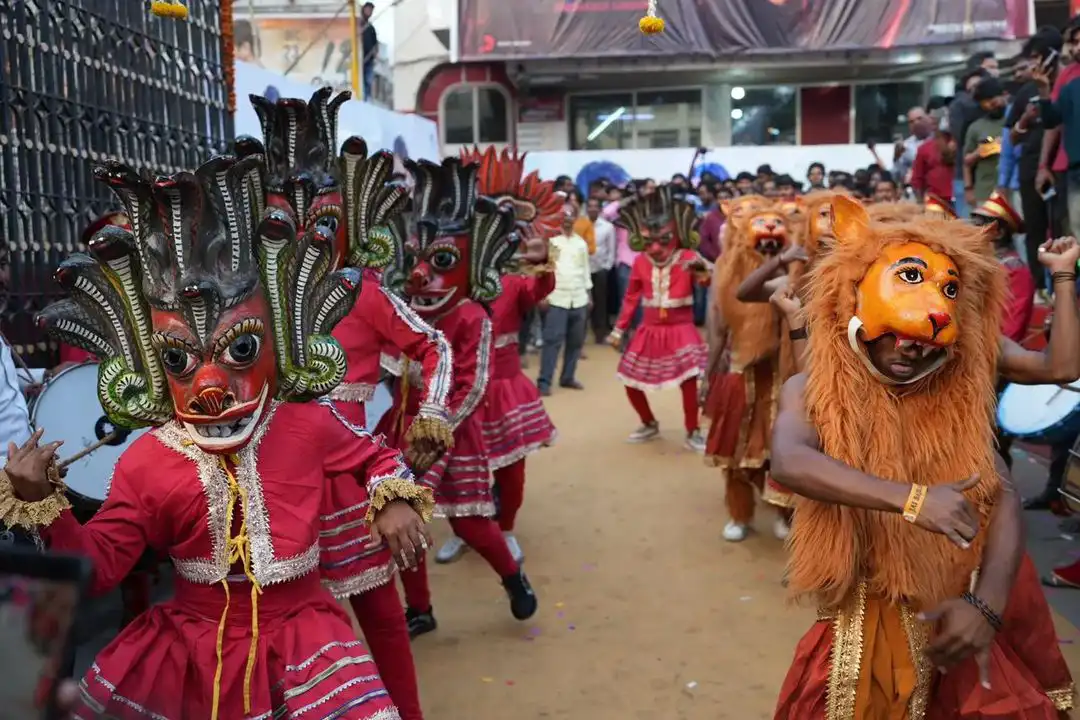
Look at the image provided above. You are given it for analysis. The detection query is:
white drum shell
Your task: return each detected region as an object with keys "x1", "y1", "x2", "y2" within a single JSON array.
[
  {"x1": 29, "y1": 363, "x2": 149, "y2": 502},
  {"x1": 997, "y1": 380, "x2": 1080, "y2": 441}
]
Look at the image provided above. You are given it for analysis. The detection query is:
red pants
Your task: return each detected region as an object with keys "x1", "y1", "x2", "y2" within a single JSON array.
[
  {"x1": 495, "y1": 460, "x2": 526, "y2": 532},
  {"x1": 726, "y1": 469, "x2": 792, "y2": 525},
  {"x1": 625, "y1": 378, "x2": 699, "y2": 434},
  {"x1": 349, "y1": 583, "x2": 423, "y2": 720},
  {"x1": 401, "y1": 516, "x2": 519, "y2": 611}
]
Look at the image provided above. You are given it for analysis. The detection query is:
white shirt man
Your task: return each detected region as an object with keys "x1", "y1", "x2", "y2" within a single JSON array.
[
  {"x1": 0, "y1": 336, "x2": 31, "y2": 463},
  {"x1": 538, "y1": 215, "x2": 592, "y2": 394}
]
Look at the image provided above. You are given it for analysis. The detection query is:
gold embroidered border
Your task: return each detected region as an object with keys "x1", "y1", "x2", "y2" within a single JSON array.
[
  {"x1": 1047, "y1": 683, "x2": 1075, "y2": 711},
  {"x1": 826, "y1": 582, "x2": 867, "y2": 720},
  {"x1": 898, "y1": 605, "x2": 932, "y2": 719},
  {"x1": 732, "y1": 368, "x2": 754, "y2": 464}
]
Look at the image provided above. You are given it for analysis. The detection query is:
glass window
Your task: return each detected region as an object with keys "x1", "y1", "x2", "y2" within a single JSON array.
[
  {"x1": 570, "y1": 93, "x2": 634, "y2": 150},
  {"x1": 477, "y1": 88, "x2": 509, "y2": 143},
  {"x1": 854, "y1": 82, "x2": 925, "y2": 144},
  {"x1": 731, "y1": 87, "x2": 797, "y2": 146},
  {"x1": 634, "y1": 89, "x2": 703, "y2": 149},
  {"x1": 443, "y1": 87, "x2": 474, "y2": 145},
  {"x1": 441, "y1": 85, "x2": 511, "y2": 145}
]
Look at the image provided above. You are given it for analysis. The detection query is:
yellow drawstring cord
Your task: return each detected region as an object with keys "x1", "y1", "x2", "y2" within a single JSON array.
[
  {"x1": 210, "y1": 454, "x2": 263, "y2": 720},
  {"x1": 396, "y1": 359, "x2": 412, "y2": 437}
]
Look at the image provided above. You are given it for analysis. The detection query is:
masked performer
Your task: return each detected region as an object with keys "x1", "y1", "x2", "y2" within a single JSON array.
[
  {"x1": 606, "y1": 185, "x2": 710, "y2": 451},
  {"x1": 246, "y1": 89, "x2": 453, "y2": 720},
  {"x1": 434, "y1": 146, "x2": 561, "y2": 566},
  {"x1": 0, "y1": 154, "x2": 434, "y2": 720},
  {"x1": 772, "y1": 196, "x2": 1073, "y2": 718},
  {"x1": 704, "y1": 205, "x2": 795, "y2": 542},
  {"x1": 376, "y1": 157, "x2": 539, "y2": 638}
]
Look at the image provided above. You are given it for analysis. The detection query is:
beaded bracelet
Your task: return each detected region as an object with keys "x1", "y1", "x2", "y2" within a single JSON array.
[{"x1": 961, "y1": 591, "x2": 1003, "y2": 632}]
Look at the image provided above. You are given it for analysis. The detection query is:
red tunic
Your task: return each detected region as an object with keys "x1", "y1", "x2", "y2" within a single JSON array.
[
  {"x1": 42, "y1": 401, "x2": 407, "y2": 720},
  {"x1": 377, "y1": 299, "x2": 494, "y2": 517},
  {"x1": 998, "y1": 251, "x2": 1035, "y2": 344},
  {"x1": 481, "y1": 272, "x2": 558, "y2": 470},
  {"x1": 58, "y1": 343, "x2": 95, "y2": 365},
  {"x1": 613, "y1": 251, "x2": 708, "y2": 390},
  {"x1": 322, "y1": 269, "x2": 452, "y2": 598}
]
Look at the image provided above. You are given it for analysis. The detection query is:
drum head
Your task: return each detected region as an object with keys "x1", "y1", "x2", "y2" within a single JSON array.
[
  {"x1": 30, "y1": 363, "x2": 149, "y2": 502},
  {"x1": 997, "y1": 381, "x2": 1080, "y2": 439}
]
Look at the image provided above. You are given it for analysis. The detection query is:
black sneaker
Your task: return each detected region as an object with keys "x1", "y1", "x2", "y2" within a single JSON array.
[
  {"x1": 501, "y1": 569, "x2": 538, "y2": 620},
  {"x1": 405, "y1": 606, "x2": 437, "y2": 639}
]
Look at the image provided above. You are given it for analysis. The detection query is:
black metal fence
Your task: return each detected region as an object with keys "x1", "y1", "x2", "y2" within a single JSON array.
[{"x1": 0, "y1": 0, "x2": 232, "y2": 367}]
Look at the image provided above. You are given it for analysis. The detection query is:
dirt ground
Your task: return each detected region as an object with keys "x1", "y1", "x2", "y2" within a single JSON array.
[{"x1": 353, "y1": 345, "x2": 1080, "y2": 720}]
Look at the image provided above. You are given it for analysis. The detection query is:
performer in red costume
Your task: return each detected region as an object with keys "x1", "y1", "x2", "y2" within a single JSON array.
[
  {"x1": 430, "y1": 145, "x2": 562, "y2": 565},
  {"x1": 607, "y1": 185, "x2": 710, "y2": 451},
  {"x1": 377, "y1": 157, "x2": 539, "y2": 638},
  {"x1": 971, "y1": 191, "x2": 1033, "y2": 344},
  {"x1": 245, "y1": 89, "x2": 454, "y2": 719},
  {"x1": 0, "y1": 151, "x2": 433, "y2": 719}
]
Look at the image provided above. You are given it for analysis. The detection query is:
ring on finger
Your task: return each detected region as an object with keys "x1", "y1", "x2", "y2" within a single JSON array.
[
  {"x1": 418, "y1": 536, "x2": 429, "y2": 551},
  {"x1": 399, "y1": 550, "x2": 410, "y2": 568}
]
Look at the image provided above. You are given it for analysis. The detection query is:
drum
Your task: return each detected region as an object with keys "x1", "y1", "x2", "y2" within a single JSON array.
[
  {"x1": 997, "y1": 380, "x2": 1080, "y2": 446},
  {"x1": 1059, "y1": 434, "x2": 1080, "y2": 515},
  {"x1": 29, "y1": 363, "x2": 149, "y2": 523}
]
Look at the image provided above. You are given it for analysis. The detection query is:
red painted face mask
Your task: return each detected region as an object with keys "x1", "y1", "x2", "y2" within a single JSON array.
[
  {"x1": 267, "y1": 185, "x2": 347, "y2": 268},
  {"x1": 152, "y1": 293, "x2": 278, "y2": 454},
  {"x1": 641, "y1": 221, "x2": 679, "y2": 265},
  {"x1": 402, "y1": 234, "x2": 471, "y2": 317}
]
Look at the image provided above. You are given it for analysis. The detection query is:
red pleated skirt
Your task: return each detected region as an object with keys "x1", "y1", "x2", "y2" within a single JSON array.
[
  {"x1": 617, "y1": 321, "x2": 706, "y2": 390},
  {"x1": 482, "y1": 349, "x2": 557, "y2": 471},
  {"x1": 75, "y1": 574, "x2": 398, "y2": 719}
]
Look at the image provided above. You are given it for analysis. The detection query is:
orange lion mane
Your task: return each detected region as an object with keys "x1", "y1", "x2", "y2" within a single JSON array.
[
  {"x1": 868, "y1": 201, "x2": 925, "y2": 225},
  {"x1": 714, "y1": 204, "x2": 786, "y2": 368},
  {"x1": 787, "y1": 196, "x2": 1006, "y2": 610},
  {"x1": 789, "y1": 190, "x2": 837, "y2": 293}
]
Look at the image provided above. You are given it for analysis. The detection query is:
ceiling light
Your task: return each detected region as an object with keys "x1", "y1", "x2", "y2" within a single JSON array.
[
  {"x1": 731, "y1": 108, "x2": 744, "y2": 120},
  {"x1": 731, "y1": 87, "x2": 746, "y2": 101},
  {"x1": 588, "y1": 107, "x2": 625, "y2": 142}
]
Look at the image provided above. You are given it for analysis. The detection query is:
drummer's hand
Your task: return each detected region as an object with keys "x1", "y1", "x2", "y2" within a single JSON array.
[
  {"x1": 911, "y1": 474, "x2": 982, "y2": 548},
  {"x1": 369, "y1": 499, "x2": 432, "y2": 571},
  {"x1": 1037, "y1": 236, "x2": 1080, "y2": 272},
  {"x1": 4, "y1": 429, "x2": 63, "y2": 502},
  {"x1": 23, "y1": 383, "x2": 44, "y2": 401}
]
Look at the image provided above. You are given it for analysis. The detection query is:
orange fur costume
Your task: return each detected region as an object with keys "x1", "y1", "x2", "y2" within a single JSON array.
[
  {"x1": 704, "y1": 205, "x2": 792, "y2": 527},
  {"x1": 775, "y1": 198, "x2": 1074, "y2": 719}
]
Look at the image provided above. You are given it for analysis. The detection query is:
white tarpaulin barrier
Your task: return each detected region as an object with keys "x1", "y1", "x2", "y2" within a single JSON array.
[{"x1": 233, "y1": 61, "x2": 440, "y2": 162}]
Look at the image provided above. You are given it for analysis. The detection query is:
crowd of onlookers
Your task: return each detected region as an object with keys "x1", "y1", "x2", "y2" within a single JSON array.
[{"x1": 527, "y1": 16, "x2": 1080, "y2": 392}]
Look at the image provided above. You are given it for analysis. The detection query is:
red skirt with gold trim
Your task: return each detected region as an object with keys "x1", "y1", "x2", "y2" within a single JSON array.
[
  {"x1": 704, "y1": 357, "x2": 779, "y2": 471},
  {"x1": 774, "y1": 555, "x2": 1073, "y2": 718}
]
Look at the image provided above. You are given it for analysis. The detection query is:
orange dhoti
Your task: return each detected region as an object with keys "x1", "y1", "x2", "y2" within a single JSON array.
[
  {"x1": 775, "y1": 555, "x2": 1074, "y2": 719},
  {"x1": 704, "y1": 356, "x2": 790, "y2": 521}
]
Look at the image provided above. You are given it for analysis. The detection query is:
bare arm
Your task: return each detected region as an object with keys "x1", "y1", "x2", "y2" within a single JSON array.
[
  {"x1": 999, "y1": 269, "x2": 1080, "y2": 385},
  {"x1": 704, "y1": 267, "x2": 728, "y2": 377},
  {"x1": 770, "y1": 375, "x2": 910, "y2": 511},
  {"x1": 972, "y1": 455, "x2": 1024, "y2": 616},
  {"x1": 735, "y1": 254, "x2": 789, "y2": 302}
]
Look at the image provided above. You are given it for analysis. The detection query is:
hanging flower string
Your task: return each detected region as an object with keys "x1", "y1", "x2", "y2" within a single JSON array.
[
  {"x1": 221, "y1": 0, "x2": 236, "y2": 114},
  {"x1": 639, "y1": 0, "x2": 665, "y2": 34},
  {"x1": 150, "y1": 0, "x2": 189, "y2": 19}
]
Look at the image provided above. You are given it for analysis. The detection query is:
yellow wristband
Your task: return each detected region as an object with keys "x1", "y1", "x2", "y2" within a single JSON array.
[{"x1": 903, "y1": 484, "x2": 927, "y2": 523}]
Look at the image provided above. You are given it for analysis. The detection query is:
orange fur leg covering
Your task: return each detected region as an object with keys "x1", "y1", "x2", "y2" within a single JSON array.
[{"x1": 725, "y1": 469, "x2": 763, "y2": 524}]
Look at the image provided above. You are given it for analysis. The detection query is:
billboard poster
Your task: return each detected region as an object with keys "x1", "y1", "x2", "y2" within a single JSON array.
[
  {"x1": 458, "y1": 0, "x2": 1030, "y2": 61},
  {"x1": 234, "y1": 14, "x2": 358, "y2": 91}
]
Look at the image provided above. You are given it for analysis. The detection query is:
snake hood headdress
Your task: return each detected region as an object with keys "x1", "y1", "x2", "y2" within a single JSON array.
[
  {"x1": 382, "y1": 157, "x2": 518, "y2": 316},
  {"x1": 38, "y1": 156, "x2": 360, "y2": 454},
  {"x1": 458, "y1": 146, "x2": 562, "y2": 240},
  {"x1": 245, "y1": 88, "x2": 409, "y2": 271},
  {"x1": 616, "y1": 183, "x2": 699, "y2": 254}
]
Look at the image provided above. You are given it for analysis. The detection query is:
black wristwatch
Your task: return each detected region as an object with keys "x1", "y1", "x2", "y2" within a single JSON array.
[{"x1": 789, "y1": 326, "x2": 808, "y2": 341}]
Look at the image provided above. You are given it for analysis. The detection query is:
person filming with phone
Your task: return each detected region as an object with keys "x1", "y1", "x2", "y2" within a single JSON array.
[{"x1": 1036, "y1": 17, "x2": 1080, "y2": 238}]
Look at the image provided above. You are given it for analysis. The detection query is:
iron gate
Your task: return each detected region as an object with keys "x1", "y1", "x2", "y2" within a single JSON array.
[{"x1": 0, "y1": 0, "x2": 234, "y2": 367}]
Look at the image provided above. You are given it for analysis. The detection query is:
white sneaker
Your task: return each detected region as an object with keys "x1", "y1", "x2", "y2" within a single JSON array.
[
  {"x1": 627, "y1": 422, "x2": 660, "y2": 443},
  {"x1": 435, "y1": 535, "x2": 468, "y2": 564},
  {"x1": 722, "y1": 520, "x2": 749, "y2": 542},
  {"x1": 503, "y1": 532, "x2": 524, "y2": 564},
  {"x1": 772, "y1": 515, "x2": 791, "y2": 541},
  {"x1": 684, "y1": 430, "x2": 706, "y2": 454}
]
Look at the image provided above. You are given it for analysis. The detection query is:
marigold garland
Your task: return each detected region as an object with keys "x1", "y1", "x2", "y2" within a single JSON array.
[
  {"x1": 221, "y1": 0, "x2": 236, "y2": 113},
  {"x1": 639, "y1": 0, "x2": 665, "y2": 34},
  {"x1": 150, "y1": 0, "x2": 189, "y2": 19}
]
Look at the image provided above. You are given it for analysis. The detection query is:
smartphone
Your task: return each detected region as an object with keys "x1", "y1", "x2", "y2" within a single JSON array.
[
  {"x1": 0, "y1": 547, "x2": 90, "y2": 720},
  {"x1": 1042, "y1": 48, "x2": 1059, "y2": 72},
  {"x1": 1042, "y1": 185, "x2": 1058, "y2": 201}
]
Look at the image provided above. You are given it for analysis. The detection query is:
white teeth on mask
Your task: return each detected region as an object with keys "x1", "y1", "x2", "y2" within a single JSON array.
[{"x1": 193, "y1": 419, "x2": 249, "y2": 438}]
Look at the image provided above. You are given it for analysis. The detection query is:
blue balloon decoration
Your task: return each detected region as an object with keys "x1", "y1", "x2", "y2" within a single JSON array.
[
  {"x1": 575, "y1": 161, "x2": 630, "y2": 196},
  {"x1": 692, "y1": 162, "x2": 730, "y2": 182}
]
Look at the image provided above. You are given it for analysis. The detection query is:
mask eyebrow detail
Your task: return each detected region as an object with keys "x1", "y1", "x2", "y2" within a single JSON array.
[
  {"x1": 211, "y1": 317, "x2": 266, "y2": 358},
  {"x1": 151, "y1": 330, "x2": 201, "y2": 355},
  {"x1": 890, "y1": 256, "x2": 927, "y2": 269},
  {"x1": 947, "y1": 269, "x2": 958, "y2": 277}
]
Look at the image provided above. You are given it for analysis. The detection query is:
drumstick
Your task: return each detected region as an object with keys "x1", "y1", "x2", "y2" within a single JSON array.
[{"x1": 57, "y1": 431, "x2": 121, "y2": 469}]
